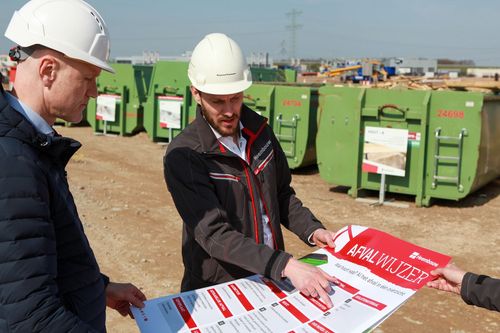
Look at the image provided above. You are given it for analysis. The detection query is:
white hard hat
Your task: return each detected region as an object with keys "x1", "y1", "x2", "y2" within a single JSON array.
[
  {"x1": 188, "y1": 33, "x2": 252, "y2": 95},
  {"x1": 4, "y1": 0, "x2": 114, "y2": 73}
]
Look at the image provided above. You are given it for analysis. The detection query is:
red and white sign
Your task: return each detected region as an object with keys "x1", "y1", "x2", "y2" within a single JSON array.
[
  {"x1": 207, "y1": 288, "x2": 233, "y2": 318},
  {"x1": 96, "y1": 94, "x2": 120, "y2": 122},
  {"x1": 327, "y1": 226, "x2": 450, "y2": 290},
  {"x1": 308, "y1": 321, "x2": 335, "y2": 333},
  {"x1": 280, "y1": 300, "x2": 310, "y2": 323},
  {"x1": 353, "y1": 294, "x2": 386, "y2": 311},
  {"x1": 95, "y1": 94, "x2": 121, "y2": 122},
  {"x1": 173, "y1": 297, "x2": 197, "y2": 329},
  {"x1": 333, "y1": 277, "x2": 359, "y2": 295},
  {"x1": 133, "y1": 226, "x2": 450, "y2": 333},
  {"x1": 301, "y1": 293, "x2": 330, "y2": 312},
  {"x1": 261, "y1": 277, "x2": 287, "y2": 299},
  {"x1": 158, "y1": 96, "x2": 182, "y2": 129},
  {"x1": 408, "y1": 131, "x2": 421, "y2": 141},
  {"x1": 228, "y1": 283, "x2": 254, "y2": 311},
  {"x1": 362, "y1": 126, "x2": 408, "y2": 177}
]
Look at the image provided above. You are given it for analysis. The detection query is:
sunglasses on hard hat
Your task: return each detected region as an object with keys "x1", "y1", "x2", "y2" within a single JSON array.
[{"x1": 8, "y1": 45, "x2": 37, "y2": 62}]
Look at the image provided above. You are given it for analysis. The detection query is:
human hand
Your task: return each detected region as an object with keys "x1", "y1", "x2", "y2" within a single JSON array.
[
  {"x1": 312, "y1": 228, "x2": 337, "y2": 248},
  {"x1": 106, "y1": 282, "x2": 147, "y2": 318},
  {"x1": 283, "y1": 257, "x2": 337, "y2": 308},
  {"x1": 427, "y1": 263, "x2": 466, "y2": 295}
]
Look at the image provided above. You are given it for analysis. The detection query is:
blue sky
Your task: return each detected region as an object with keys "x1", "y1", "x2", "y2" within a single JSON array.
[{"x1": 1, "y1": 0, "x2": 499, "y2": 65}]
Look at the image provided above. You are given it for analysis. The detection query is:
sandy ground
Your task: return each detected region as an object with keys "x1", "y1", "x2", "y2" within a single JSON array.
[{"x1": 57, "y1": 126, "x2": 500, "y2": 333}]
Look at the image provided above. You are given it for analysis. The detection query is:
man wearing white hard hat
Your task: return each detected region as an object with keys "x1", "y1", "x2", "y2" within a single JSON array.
[
  {"x1": 164, "y1": 33, "x2": 339, "y2": 307},
  {"x1": 0, "y1": 1, "x2": 145, "y2": 332}
]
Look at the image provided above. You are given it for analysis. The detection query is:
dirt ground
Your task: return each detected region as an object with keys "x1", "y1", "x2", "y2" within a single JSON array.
[{"x1": 56, "y1": 125, "x2": 500, "y2": 333}]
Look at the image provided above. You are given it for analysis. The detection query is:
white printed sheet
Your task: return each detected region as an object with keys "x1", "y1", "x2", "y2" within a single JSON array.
[{"x1": 132, "y1": 225, "x2": 451, "y2": 333}]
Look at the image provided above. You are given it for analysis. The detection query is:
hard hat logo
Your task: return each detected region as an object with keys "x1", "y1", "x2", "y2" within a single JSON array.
[
  {"x1": 189, "y1": 33, "x2": 252, "y2": 95},
  {"x1": 4, "y1": 0, "x2": 114, "y2": 73},
  {"x1": 216, "y1": 72, "x2": 237, "y2": 77}
]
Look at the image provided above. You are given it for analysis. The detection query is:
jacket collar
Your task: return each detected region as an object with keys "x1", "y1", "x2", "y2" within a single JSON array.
[
  {"x1": 194, "y1": 103, "x2": 268, "y2": 154},
  {"x1": 0, "y1": 85, "x2": 81, "y2": 167}
]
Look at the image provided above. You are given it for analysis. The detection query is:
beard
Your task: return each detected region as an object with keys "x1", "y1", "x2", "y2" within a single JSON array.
[{"x1": 200, "y1": 103, "x2": 240, "y2": 137}]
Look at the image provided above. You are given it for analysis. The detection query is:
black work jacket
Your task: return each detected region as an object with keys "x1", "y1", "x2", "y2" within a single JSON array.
[
  {"x1": 164, "y1": 105, "x2": 323, "y2": 291},
  {"x1": 461, "y1": 272, "x2": 500, "y2": 312},
  {"x1": 0, "y1": 87, "x2": 108, "y2": 333}
]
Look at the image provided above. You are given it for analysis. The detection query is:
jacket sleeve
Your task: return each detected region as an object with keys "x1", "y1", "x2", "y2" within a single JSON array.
[
  {"x1": 164, "y1": 147, "x2": 291, "y2": 281},
  {"x1": 271, "y1": 133, "x2": 325, "y2": 245},
  {"x1": 460, "y1": 272, "x2": 500, "y2": 312},
  {"x1": 0, "y1": 153, "x2": 98, "y2": 333}
]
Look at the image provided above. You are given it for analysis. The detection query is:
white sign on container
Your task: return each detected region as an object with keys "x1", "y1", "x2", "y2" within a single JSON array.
[
  {"x1": 159, "y1": 96, "x2": 183, "y2": 129},
  {"x1": 96, "y1": 94, "x2": 119, "y2": 122},
  {"x1": 362, "y1": 126, "x2": 409, "y2": 177}
]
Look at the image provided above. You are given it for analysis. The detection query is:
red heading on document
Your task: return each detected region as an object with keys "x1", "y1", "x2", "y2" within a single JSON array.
[
  {"x1": 207, "y1": 288, "x2": 233, "y2": 318},
  {"x1": 173, "y1": 297, "x2": 197, "y2": 329},
  {"x1": 328, "y1": 226, "x2": 451, "y2": 290}
]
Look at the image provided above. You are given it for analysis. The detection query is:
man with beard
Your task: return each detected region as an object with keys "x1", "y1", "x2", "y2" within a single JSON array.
[{"x1": 164, "y1": 33, "x2": 338, "y2": 307}]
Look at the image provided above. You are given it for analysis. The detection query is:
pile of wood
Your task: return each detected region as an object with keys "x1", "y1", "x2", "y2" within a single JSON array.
[
  {"x1": 443, "y1": 79, "x2": 500, "y2": 93},
  {"x1": 375, "y1": 77, "x2": 500, "y2": 93},
  {"x1": 285, "y1": 73, "x2": 500, "y2": 94}
]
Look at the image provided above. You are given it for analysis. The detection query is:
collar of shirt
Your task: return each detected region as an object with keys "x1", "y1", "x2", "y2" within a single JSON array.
[
  {"x1": 4, "y1": 91, "x2": 54, "y2": 137},
  {"x1": 208, "y1": 121, "x2": 247, "y2": 162}
]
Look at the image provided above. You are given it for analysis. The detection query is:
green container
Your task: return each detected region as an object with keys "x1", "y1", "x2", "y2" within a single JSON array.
[
  {"x1": 250, "y1": 67, "x2": 285, "y2": 82},
  {"x1": 143, "y1": 61, "x2": 192, "y2": 142},
  {"x1": 284, "y1": 69, "x2": 297, "y2": 83},
  {"x1": 87, "y1": 63, "x2": 152, "y2": 135},
  {"x1": 317, "y1": 86, "x2": 500, "y2": 206},
  {"x1": 273, "y1": 85, "x2": 319, "y2": 169},
  {"x1": 243, "y1": 84, "x2": 276, "y2": 125},
  {"x1": 187, "y1": 95, "x2": 199, "y2": 124}
]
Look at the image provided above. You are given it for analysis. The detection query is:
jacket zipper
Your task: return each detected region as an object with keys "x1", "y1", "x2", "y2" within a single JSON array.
[
  {"x1": 239, "y1": 159, "x2": 260, "y2": 244},
  {"x1": 255, "y1": 180, "x2": 278, "y2": 250},
  {"x1": 242, "y1": 124, "x2": 277, "y2": 249},
  {"x1": 206, "y1": 121, "x2": 274, "y2": 247}
]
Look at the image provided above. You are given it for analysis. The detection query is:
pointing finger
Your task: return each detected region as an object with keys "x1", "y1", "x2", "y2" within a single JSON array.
[{"x1": 315, "y1": 283, "x2": 332, "y2": 308}]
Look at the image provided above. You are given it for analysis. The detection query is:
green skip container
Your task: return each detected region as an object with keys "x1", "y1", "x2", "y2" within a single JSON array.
[
  {"x1": 142, "y1": 61, "x2": 192, "y2": 142},
  {"x1": 87, "y1": 63, "x2": 152, "y2": 135},
  {"x1": 244, "y1": 84, "x2": 276, "y2": 125},
  {"x1": 273, "y1": 85, "x2": 319, "y2": 169},
  {"x1": 317, "y1": 86, "x2": 500, "y2": 206}
]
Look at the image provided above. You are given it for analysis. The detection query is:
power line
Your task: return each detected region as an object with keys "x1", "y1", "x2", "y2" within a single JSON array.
[{"x1": 286, "y1": 9, "x2": 302, "y2": 59}]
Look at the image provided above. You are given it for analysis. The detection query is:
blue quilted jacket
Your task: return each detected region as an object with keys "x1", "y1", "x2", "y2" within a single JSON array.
[{"x1": 0, "y1": 87, "x2": 108, "y2": 333}]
